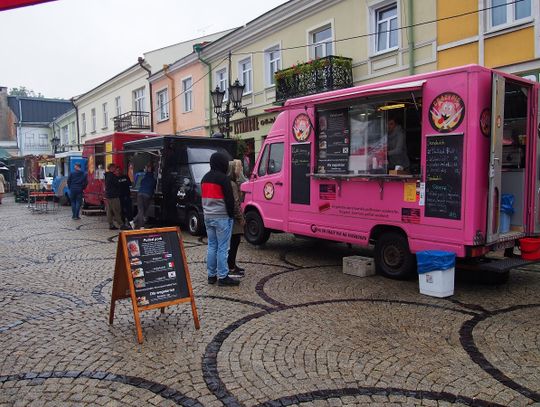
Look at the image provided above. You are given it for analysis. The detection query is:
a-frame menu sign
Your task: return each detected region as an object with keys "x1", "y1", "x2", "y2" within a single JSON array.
[{"x1": 109, "y1": 227, "x2": 199, "y2": 343}]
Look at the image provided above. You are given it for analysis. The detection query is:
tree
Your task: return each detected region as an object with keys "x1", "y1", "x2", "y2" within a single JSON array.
[{"x1": 9, "y1": 86, "x2": 45, "y2": 98}]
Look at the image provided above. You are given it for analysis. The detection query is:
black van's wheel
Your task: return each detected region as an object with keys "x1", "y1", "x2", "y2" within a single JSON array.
[
  {"x1": 187, "y1": 209, "x2": 204, "y2": 236},
  {"x1": 374, "y1": 232, "x2": 416, "y2": 280},
  {"x1": 244, "y1": 210, "x2": 270, "y2": 245}
]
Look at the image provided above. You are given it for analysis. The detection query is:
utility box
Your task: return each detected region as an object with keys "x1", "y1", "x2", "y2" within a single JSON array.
[{"x1": 343, "y1": 256, "x2": 376, "y2": 277}]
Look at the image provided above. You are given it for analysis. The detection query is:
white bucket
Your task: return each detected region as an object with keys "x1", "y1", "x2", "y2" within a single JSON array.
[{"x1": 418, "y1": 267, "x2": 455, "y2": 298}]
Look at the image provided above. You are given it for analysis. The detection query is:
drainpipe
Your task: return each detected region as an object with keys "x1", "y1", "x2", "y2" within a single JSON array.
[
  {"x1": 18, "y1": 98, "x2": 23, "y2": 157},
  {"x1": 138, "y1": 57, "x2": 154, "y2": 132},
  {"x1": 194, "y1": 43, "x2": 213, "y2": 136},
  {"x1": 71, "y1": 97, "x2": 81, "y2": 150},
  {"x1": 163, "y1": 64, "x2": 177, "y2": 134},
  {"x1": 407, "y1": 0, "x2": 415, "y2": 75}
]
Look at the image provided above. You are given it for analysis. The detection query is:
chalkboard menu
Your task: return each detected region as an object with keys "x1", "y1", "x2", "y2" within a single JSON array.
[
  {"x1": 317, "y1": 109, "x2": 350, "y2": 174},
  {"x1": 291, "y1": 143, "x2": 311, "y2": 205},
  {"x1": 126, "y1": 231, "x2": 189, "y2": 306},
  {"x1": 109, "y1": 227, "x2": 199, "y2": 343},
  {"x1": 425, "y1": 134, "x2": 464, "y2": 220}
]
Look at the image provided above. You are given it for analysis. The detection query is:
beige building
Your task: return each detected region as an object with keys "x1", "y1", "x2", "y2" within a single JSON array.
[{"x1": 196, "y1": 0, "x2": 436, "y2": 160}]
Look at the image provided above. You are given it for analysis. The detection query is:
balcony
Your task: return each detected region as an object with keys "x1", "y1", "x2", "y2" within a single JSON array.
[
  {"x1": 275, "y1": 55, "x2": 353, "y2": 104},
  {"x1": 113, "y1": 111, "x2": 151, "y2": 132}
]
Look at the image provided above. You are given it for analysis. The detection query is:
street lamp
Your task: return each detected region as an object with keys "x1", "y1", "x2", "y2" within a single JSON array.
[
  {"x1": 51, "y1": 135, "x2": 60, "y2": 154},
  {"x1": 210, "y1": 52, "x2": 248, "y2": 138}
]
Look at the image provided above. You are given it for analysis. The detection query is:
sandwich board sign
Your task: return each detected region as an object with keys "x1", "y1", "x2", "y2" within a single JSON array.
[{"x1": 109, "y1": 227, "x2": 199, "y2": 343}]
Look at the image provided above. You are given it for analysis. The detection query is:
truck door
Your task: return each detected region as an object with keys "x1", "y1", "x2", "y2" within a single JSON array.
[
  {"x1": 487, "y1": 74, "x2": 505, "y2": 243},
  {"x1": 534, "y1": 87, "x2": 540, "y2": 234},
  {"x1": 252, "y1": 140, "x2": 286, "y2": 230}
]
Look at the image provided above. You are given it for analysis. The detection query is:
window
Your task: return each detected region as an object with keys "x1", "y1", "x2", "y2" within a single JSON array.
[
  {"x1": 264, "y1": 45, "x2": 281, "y2": 86},
  {"x1": 182, "y1": 77, "x2": 193, "y2": 112},
  {"x1": 39, "y1": 134, "x2": 48, "y2": 147},
  {"x1": 133, "y1": 87, "x2": 145, "y2": 111},
  {"x1": 374, "y1": 3, "x2": 398, "y2": 53},
  {"x1": 238, "y1": 57, "x2": 252, "y2": 94},
  {"x1": 489, "y1": 0, "x2": 531, "y2": 28},
  {"x1": 257, "y1": 142, "x2": 284, "y2": 176},
  {"x1": 81, "y1": 113, "x2": 86, "y2": 135},
  {"x1": 309, "y1": 25, "x2": 333, "y2": 59},
  {"x1": 25, "y1": 134, "x2": 35, "y2": 147},
  {"x1": 115, "y1": 96, "x2": 121, "y2": 116},
  {"x1": 216, "y1": 68, "x2": 228, "y2": 100},
  {"x1": 102, "y1": 102, "x2": 108, "y2": 128},
  {"x1": 91, "y1": 108, "x2": 96, "y2": 132},
  {"x1": 157, "y1": 89, "x2": 169, "y2": 121}
]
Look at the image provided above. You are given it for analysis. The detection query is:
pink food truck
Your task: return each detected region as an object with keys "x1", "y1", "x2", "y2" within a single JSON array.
[{"x1": 241, "y1": 64, "x2": 540, "y2": 280}]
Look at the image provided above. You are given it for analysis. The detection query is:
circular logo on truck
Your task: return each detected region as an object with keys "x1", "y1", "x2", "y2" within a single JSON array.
[
  {"x1": 292, "y1": 113, "x2": 312, "y2": 142},
  {"x1": 480, "y1": 108, "x2": 491, "y2": 137},
  {"x1": 263, "y1": 182, "x2": 274, "y2": 200},
  {"x1": 428, "y1": 92, "x2": 465, "y2": 133}
]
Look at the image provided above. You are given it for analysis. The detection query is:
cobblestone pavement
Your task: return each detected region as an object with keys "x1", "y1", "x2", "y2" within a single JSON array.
[{"x1": 1, "y1": 194, "x2": 539, "y2": 407}]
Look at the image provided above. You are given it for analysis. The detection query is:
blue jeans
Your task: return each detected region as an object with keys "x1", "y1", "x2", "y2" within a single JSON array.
[
  {"x1": 205, "y1": 217, "x2": 233, "y2": 279},
  {"x1": 70, "y1": 190, "x2": 83, "y2": 218}
]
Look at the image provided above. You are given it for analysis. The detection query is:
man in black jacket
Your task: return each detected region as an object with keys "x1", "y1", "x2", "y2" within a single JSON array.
[
  {"x1": 115, "y1": 166, "x2": 132, "y2": 228},
  {"x1": 201, "y1": 152, "x2": 239, "y2": 286},
  {"x1": 67, "y1": 163, "x2": 87, "y2": 220},
  {"x1": 105, "y1": 163, "x2": 127, "y2": 230}
]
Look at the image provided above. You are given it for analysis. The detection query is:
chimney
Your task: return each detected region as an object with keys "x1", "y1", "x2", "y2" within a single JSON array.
[{"x1": 0, "y1": 87, "x2": 9, "y2": 143}]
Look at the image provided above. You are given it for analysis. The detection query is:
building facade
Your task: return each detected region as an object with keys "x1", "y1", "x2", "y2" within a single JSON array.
[
  {"x1": 50, "y1": 108, "x2": 79, "y2": 152},
  {"x1": 437, "y1": 0, "x2": 540, "y2": 78}
]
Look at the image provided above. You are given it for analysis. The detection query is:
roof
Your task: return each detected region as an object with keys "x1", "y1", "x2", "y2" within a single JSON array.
[{"x1": 8, "y1": 96, "x2": 72, "y2": 123}]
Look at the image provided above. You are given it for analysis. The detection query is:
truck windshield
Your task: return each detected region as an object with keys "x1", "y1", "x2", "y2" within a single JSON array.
[
  {"x1": 43, "y1": 165, "x2": 55, "y2": 178},
  {"x1": 190, "y1": 163, "x2": 210, "y2": 184}
]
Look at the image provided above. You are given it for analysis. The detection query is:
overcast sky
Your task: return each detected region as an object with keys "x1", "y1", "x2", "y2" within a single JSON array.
[{"x1": 0, "y1": 0, "x2": 289, "y2": 99}]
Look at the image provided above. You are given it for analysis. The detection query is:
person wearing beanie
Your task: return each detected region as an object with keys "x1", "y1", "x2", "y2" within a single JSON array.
[{"x1": 201, "y1": 152, "x2": 239, "y2": 286}]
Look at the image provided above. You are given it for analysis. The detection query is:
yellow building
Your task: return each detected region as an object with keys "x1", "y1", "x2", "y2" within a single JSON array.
[
  {"x1": 437, "y1": 0, "x2": 540, "y2": 80},
  {"x1": 198, "y1": 0, "x2": 437, "y2": 161}
]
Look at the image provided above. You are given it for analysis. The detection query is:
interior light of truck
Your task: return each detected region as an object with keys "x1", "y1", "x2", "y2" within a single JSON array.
[{"x1": 378, "y1": 103, "x2": 405, "y2": 111}]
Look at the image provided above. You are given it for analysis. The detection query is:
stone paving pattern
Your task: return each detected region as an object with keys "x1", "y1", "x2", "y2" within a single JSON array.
[{"x1": 0, "y1": 194, "x2": 539, "y2": 406}]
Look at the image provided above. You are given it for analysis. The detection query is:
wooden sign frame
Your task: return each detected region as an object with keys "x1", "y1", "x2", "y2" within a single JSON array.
[{"x1": 109, "y1": 227, "x2": 200, "y2": 343}]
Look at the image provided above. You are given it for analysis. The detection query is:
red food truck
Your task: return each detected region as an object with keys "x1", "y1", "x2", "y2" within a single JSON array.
[
  {"x1": 82, "y1": 132, "x2": 156, "y2": 207},
  {"x1": 241, "y1": 64, "x2": 540, "y2": 280}
]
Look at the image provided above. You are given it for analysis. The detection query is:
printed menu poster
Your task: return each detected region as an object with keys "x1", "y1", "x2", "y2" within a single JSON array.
[
  {"x1": 126, "y1": 232, "x2": 189, "y2": 307},
  {"x1": 317, "y1": 109, "x2": 350, "y2": 174}
]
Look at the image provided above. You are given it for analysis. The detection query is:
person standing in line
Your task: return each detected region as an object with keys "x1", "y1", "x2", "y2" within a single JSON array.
[
  {"x1": 104, "y1": 163, "x2": 126, "y2": 230},
  {"x1": 201, "y1": 152, "x2": 239, "y2": 287},
  {"x1": 67, "y1": 163, "x2": 87, "y2": 219},
  {"x1": 115, "y1": 166, "x2": 133, "y2": 228},
  {"x1": 387, "y1": 117, "x2": 410, "y2": 170},
  {"x1": 0, "y1": 172, "x2": 6, "y2": 204},
  {"x1": 227, "y1": 160, "x2": 246, "y2": 277},
  {"x1": 133, "y1": 163, "x2": 156, "y2": 229}
]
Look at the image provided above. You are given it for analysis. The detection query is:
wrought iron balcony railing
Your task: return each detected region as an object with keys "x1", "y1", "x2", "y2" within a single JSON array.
[
  {"x1": 275, "y1": 55, "x2": 353, "y2": 104},
  {"x1": 113, "y1": 111, "x2": 150, "y2": 132}
]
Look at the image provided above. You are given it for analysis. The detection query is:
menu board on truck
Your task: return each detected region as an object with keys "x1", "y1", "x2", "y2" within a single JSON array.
[
  {"x1": 317, "y1": 109, "x2": 350, "y2": 174},
  {"x1": 424, "y1": 134, "x2": 464, "y2": 220},
  {"x1": 109, "y1": 227, "x2": 199, "y2": 343}
]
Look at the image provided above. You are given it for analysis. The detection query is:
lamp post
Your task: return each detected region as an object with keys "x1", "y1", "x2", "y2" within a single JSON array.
[
  {"x1": 51, "y1": 135, "x2": 60, "y2": 154},
  {"x1": 210, "y1": 51, "x2": 247, "y2": 138}
]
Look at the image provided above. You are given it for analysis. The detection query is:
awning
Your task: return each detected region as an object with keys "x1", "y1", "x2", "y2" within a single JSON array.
[
  {"x1": 0, "y1": 147, "x2": 12, "y2": 160},
  {"x1": 0, "y1": 0, "x2": 56, "y2": 11}
]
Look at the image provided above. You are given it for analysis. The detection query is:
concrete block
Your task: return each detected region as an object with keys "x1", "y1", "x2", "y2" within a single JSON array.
[{"x1": 343, "y1": 256, "x2": 376, "y2": 277}]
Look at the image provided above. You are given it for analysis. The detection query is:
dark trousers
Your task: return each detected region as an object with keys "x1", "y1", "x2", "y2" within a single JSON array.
[
  {"x1": 69, "y1": 190, "x2": 83, "y2": 218},
  {"x1": 227, "y1": 233, "x2": 241, "y2": 269},
  {"x1": 119, "y1": 195, "x2": 132, "y2": 222}
]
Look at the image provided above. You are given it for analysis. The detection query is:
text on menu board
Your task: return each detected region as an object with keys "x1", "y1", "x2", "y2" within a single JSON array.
[
  {"x1": 424, "y1": 134, "x2": 464, "y2": 220},
  {"x1": 291, "y1": 143, "x2": 311, "y2": 205},
  {"x1": 317, "y1": 109, "x2": 350, "y2": 174},
  {"x1": 126, "y1": 232, "x2": 189, "y2": 307}
]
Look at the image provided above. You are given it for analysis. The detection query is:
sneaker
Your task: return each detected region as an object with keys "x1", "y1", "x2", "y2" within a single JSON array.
[
  {"x1": 208, "y1": 276, "x2": 217, "y2": 284},
  {"x1": 120, "y1": 225, "x2": 130, "y2": 230},
  {"x1": 233, "y1": 265, "x2": 245, "y2": 272},
  {"x1": 228, "y1": 268, "x2": 245, "y2": 278},
  {"x1": 218, "y1": 276, "x2": 240, "y2": 286},
  {"x1": 75, "y1": 217, "x2": 81, "y2": 220},
  {"x1": 109, "y1": 225, "x2": 118, "y2": 230}
]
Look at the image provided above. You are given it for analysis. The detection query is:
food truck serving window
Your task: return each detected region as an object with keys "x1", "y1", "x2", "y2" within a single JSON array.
[{"x1": 316, "y1": 91, "x2": 421, "y2": 176}]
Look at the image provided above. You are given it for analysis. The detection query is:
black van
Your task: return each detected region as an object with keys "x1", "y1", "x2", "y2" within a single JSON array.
[{"x1": 124, "y1": 136, "x2": 237, "y2": 235}]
